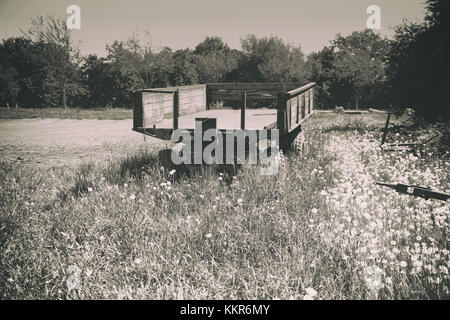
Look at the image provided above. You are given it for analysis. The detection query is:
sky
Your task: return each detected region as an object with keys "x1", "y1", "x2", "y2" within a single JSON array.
[{"x1": 0, "y1": 0, "x2": 427, "y2": 57}]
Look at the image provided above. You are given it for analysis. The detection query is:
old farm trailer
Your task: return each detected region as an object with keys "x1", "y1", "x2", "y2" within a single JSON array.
[{"x1": 132, "y1": 82, "x2": 316, "y2": 164}]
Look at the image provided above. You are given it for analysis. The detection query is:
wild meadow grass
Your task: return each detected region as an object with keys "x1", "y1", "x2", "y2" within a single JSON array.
[{"x1": 0, "y1": 113, "x2": 448, "y2": 299}]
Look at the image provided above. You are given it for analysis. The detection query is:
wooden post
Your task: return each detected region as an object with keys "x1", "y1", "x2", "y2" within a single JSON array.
[
  {"x1": 240, "y1": 91, "x2": 246, "y2": 130},
  {"x1": 309, "y1": 90, "x2": 312, "y2": 114},
  {"x1": 173, "y1": 90, "x2": 179, "y2": 130},
  {"x1": 381, "y1": 112, "x2": 391, "y2": 146},
  {"x1": 206, "y1": 86, "x2": 211, "y2": 110},
  {"x1": 277, "y1": 92, "x2": 287, "y2": 136},
  {"x1": 287, "y1": 98, "x2": 292, "y2": 131},
  {"x1": 133, "y1": 90, "x2": 143, "y2": 130}
]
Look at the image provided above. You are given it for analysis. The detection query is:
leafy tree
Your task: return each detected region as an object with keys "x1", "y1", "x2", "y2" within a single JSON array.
[
  {"x1": 237, "y1": 35, "x2": 309, "y2": 83},
  {"x1": 147, "y1": 47, "x2": 174, "y2": 88},
  {"x1": 308, "y1": 30, "x2": 390, "y2": 109},
  {"x1": 0, "y1": 37, "x2": 34, "y2": 107},
  {"x1": 330, "y1": 30, "x2": 390, "y2": 109},
  {"x1": 194, "y1": 36, "x2": 230, "y2": 56},
  {"x1": 22, "y1": 15, "x2": 85, "y2": 108},
  {"x1": 0, "y1": 66, "x2": 19, "y2": 108},
  {"x1": 307, "y1": 47, "x2": 343, "y2": 108},
  {"x1": 79, "y1": 54, "x2": 115, "y2": 107},
  {"x1": 387, "y1": 0, "x2": 449, "y2": 121},
  {"x1": 194, "y1": 37, "x2": 239, "y2": 83},
  {"x1": 104, "y1": 38, "x2": 145, "y2": 106},
  {"x1": 170, "y1": 49, "x2": 198, "y2": 85}
]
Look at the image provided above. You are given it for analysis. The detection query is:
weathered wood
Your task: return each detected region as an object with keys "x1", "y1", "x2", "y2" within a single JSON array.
[
  {"x1": 208, "y1": 93, "x2": 276, "y2": 101},
  {"x1": 278, "y1": 83, "x2": 317, "y2": 134},
  {"x1": 207, "y1": 82, "x2": 303, "y2": 103},
  {"x1": 277, "y1": 92, "x2": 287, "y2": 135},
  {"x1": 140, "y1": 84, "x2": 207, "y2": 126},
  {"x1": 241, "y1": 91, "x2": 246, "y2": 130},
  {"x1": 207, "y1": 82, "x2": 302, "y2": 90},
  {"x1": 136, "y1": 84, "x2": 206, "y2": 92},
  {"x1": 381, "y1": 112, "x2": 391, "y2": 146},
  {"x1": 300, "y1": 93, "x2": 305, "y2": 119},
  {"x1": 134, "y1": 82, "x2": 317, "y2": 141},
  {"x1": 287, "y1": 99, "x2": 292, "y2": 131},
  {"x1": 285, "y1": 82, "x2": 316, "y2": 97},
  {"x1": 173, "y1": 90, "x2": 179, "y2": 130},
  {"x1": 305, "y1": 90, "x2": 310, "y2": 115},
  {"x1": 133, "y1": 91, "x2": 143, "y2": 129}
]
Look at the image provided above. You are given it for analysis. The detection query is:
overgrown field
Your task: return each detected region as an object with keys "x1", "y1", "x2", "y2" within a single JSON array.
[{"x1": 0, "y1": 113, "x2": 448, "y2": 299}]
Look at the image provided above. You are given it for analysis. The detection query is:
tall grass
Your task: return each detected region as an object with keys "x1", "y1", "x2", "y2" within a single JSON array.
[{"x1": 0, "y1": 113, "x2": 448, "y2": 299}]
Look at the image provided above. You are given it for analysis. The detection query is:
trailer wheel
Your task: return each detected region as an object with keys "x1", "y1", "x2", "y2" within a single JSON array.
[
  {"x1": 292, "y1": 130, "x2": 305, "y2": 155},
  {"x1": 275, "y1": 148, "x2": 287, "y2": 171},
  {"x1": 257, "y1": 139, "x2": 287, "y2": 173}
]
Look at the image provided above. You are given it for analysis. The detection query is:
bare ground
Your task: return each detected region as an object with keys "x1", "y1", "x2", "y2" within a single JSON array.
[{"x1": 0, "y1": 118, "x2": 167, "y2": 168}]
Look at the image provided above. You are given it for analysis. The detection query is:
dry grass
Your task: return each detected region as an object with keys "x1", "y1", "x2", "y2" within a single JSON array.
[
  {"x1": 0, "y1": 113, "x2": 448, "y2": 299},
  {"x1": 0, "y1": 108, "x2": 132, "y2": 120}
]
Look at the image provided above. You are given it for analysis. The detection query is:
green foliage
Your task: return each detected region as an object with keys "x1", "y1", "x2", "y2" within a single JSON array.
[
  {"x1": 308, "y1": 30, "x2": 390, "y2": 109},
  {"x1": 0, "y1": 66, "x2": 19, "y2": 108},
  {"x1": 0, "y1": 16, "x2": 85, "y2": 108},
  {"x1": 0, "y1": 24, "x2": 308, "y2": 109},
  {"x1": 171, "y1": 49, "x2": 199, "y2": 85},
  {"x1": 194, "y1": 36, "x2": 240, "y2": 83},
  {"x1": 238, "y1": 35, "x2": 309, "y2": 83},
  {"x1": 2, "y1": 4, "x2": 448, "y2": 121},
  {"x1": 387, "y1": 0, "x2": 450, "y2": 121}
]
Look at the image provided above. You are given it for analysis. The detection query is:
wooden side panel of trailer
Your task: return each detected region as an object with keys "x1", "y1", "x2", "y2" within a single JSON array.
[
  {"x1": 207, "y1": 82, "x2": 303, "y2": 104},
  {"x1": 277, "y1": 83, "x2": 316, "y2": 134},
  {"x1": 133, "y1": 84, "x2": 207, "y2": 129}
]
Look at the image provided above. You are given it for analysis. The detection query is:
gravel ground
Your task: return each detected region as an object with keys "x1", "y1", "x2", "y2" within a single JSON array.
[{"x1": 0, "y1": 118, "x2": 167, "y2": 168}]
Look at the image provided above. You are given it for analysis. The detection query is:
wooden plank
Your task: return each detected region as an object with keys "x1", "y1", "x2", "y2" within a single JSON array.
[
  {"x1": 208, "y1": 93, "x2": 276, "y2": 101},
  {"x1": 287, "y1": 99, "x2": 292, "y2": 131},
  {"x1": 290, "y1": 96, "x2": 298, "y2": 124},
  {"x1": 137, "y1": 84, "x2": 206, "y2": 92},
  {"x1": 209, "y1": 89, "x2": 285, "y2": 94},
  {"x1": 207, "y1": 82, "x2": 303, "y2": 90},
  {"x1": 142, "y1": 92, "x2": 173, "y2": 103},
  {"x1": 285, "y1": 82, "x2": 316, "y2": 97},
  {"x1": 300, "y1": 93, "x2": 305, "y2": 119},
  {"x1": 305, "y1": 90, "x2": 310, "y2": 116},
  {"x1": 152, "y1": 109, "x2": 276, "y2": 131},
  {"x1": 144, "y1": 100, "x2": 173, "y2": 110}
]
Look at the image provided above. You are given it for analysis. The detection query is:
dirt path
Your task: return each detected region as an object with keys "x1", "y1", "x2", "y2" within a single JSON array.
[{"x1": 0, "y1": 118, "x2": 168, "y2": 168}]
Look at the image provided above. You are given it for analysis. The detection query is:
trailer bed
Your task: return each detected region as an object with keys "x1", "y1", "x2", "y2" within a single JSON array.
[
  {"x1": 132, "y1": 82, "x2": 316, "y2": 141},
  {"x1": 153, "y1": 108, "x2": 277, "y2": 130}
]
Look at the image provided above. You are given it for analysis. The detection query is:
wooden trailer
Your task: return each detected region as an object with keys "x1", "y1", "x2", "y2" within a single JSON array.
[{"x1": 132, "y1": 82, "x2": 316, "y2": 163}]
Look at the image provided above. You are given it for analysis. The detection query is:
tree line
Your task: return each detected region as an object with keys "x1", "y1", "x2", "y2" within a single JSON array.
[{"x1": 0, "y1": 0, "x2": 448, "y2": 121}]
